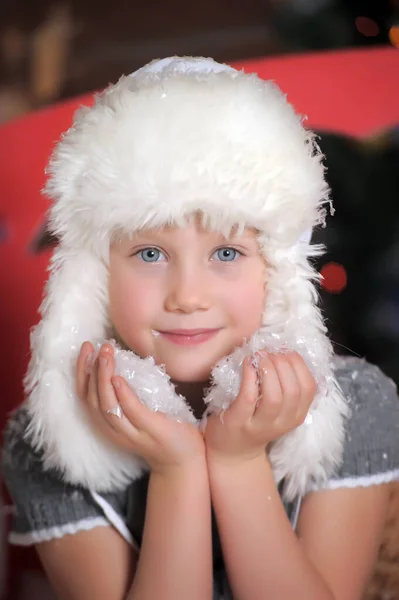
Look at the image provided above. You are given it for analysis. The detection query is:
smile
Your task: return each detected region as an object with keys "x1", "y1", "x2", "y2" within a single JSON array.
[{"x1": 157, "y1": 328, "x2": 221, "y2": 346}]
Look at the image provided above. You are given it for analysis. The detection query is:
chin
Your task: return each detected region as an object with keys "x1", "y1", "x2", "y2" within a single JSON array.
[{"x1": 161, "y1": 358, "x2": 214, "y2": 383}]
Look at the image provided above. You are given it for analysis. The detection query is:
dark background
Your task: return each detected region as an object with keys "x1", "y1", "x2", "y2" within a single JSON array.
[{"x1": 1, "y1": 0, "x2": 398, "y2": 121}]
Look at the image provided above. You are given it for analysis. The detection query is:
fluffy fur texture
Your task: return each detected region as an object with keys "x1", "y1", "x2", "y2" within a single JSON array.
[{"x1": 24, "y1": 56, "x2": 348, "y2": 501}]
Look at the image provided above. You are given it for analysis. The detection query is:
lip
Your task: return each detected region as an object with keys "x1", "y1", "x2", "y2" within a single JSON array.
[{"x1": 157, "y1": 328, "x2": 221, "y2": 346}]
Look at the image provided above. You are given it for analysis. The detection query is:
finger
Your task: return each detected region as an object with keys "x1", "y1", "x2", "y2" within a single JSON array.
[
  {"x1": 252, "y1": 354, "x2": 283, "y2": 422},
  {"x1": 96, "y1": 344, "x2": 128, "y2": 433},
  {"x1": 268, "y1": 354, "x2": 301, "y2": 426},
  {"x1": 95, "y1": 344, "x2": 136, "y2": 434},
  {"x1": 87, "y1": 354, "x2": 100, "y2": 410},
  {"x1": 286, "y1": 353, "x2": 317, "y2": 424},
  {"x1": 76, "y1": 341, "x2": 94, "y2": 401},
  {"x1": 101, "y1": 387, "x2": 142, "y2": 440},
  {"x1": 112, "y1": 376, "x2": 156, "y2": 433},
  {"x1": 227, "y1": 357, "x2": 259, "y2": 424},
  {"x1": 286, "y1": 352, "x2": 317, "y2": 399},
  {"x1": 97, "y1": 344, "x2": 117, "y2": 414},
  {"x1": 96, "y1": 359, "x2": 143, "y2": 438}
]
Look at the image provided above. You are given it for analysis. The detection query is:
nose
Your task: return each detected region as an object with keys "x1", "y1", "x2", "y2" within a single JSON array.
[{"x1": 165, "y1": 265, "x2": 210, "y2": 314}]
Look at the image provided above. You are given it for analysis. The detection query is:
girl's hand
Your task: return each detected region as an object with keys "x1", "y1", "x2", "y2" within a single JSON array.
[
  {"x1": 76, "y1": 342, "x2": 206, "y2": 476},
  {"x1": 204, "y1": 352, "x2": 316, "y2": 465}
]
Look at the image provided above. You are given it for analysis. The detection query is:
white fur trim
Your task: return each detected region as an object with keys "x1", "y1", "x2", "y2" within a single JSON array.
[
  {"x1": 8, "y1": 517, "x2": 109, "y2": 546},
  {"x1": 25, "y1": 249, "x2": 148, "y2": 492},
  {"x1": 132, "y1": 56, "x2": 236, "y2": 78},
  {"x1": 309, "y1": 469, "x2": 399, "y2": 491},
  {"x1": 25, "y1": 56, "x2": 345, "y2": 502},
  {"x1": 45, "y1": 60, "x2": 327, "y2": 250}
]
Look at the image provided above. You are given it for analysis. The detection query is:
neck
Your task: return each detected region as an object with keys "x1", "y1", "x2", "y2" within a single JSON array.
[{"x1": 173, "y1": 381, "x2": 208, "y2": 419}]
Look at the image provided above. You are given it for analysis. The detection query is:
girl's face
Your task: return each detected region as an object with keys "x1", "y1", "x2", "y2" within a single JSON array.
[{"x1": 109, "y1": 219, "x2": 266, "y2": 382}]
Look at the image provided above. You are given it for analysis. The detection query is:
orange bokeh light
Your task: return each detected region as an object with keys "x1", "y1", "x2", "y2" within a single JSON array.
[
  {"x1": 320, "y1": 262, "x2": 348, "y2": 294},
  {"x1": 389, "y1": 26, "x2": 399, "y2": 48}
]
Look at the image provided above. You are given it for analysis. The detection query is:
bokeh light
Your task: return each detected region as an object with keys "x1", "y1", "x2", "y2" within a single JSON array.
[
  {"x1": 389, "y1": 25, "x2": 399, "y2": 47},
  {"x1": 355, "y1": 16, "x2": 380, "y2": 37},
  {"x1": 320, "y1": 262, "x2": 348, "y2": 294}
]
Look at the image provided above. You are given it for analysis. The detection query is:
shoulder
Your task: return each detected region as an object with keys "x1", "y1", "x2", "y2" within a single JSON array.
[
  {"x1": 2, "y1": 406, "x2": 138, "y2": 547},
  {"x1": 334, "y1": 355, "x2": 398, "y2": 398},
  {"x1": 318, "y1": 356, "x2": 399, "y2": 489}
]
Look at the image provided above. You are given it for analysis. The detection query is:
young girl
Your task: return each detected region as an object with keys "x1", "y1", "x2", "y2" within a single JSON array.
[{"x1": 3, "y1": 56, "x2": 399, "y2": 600}]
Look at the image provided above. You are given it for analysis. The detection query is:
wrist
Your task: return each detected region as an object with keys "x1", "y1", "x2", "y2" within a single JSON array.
[
  {"x1": 206, "y1": 447, "x2": 268, "y2": 471},
  {"x1": 149, "y1": 457, "x2": 211, "y2": 515},
  {"x1": 207, "y1": 449, "x2": 274, "y2": 486},
  {"x1": 152, "y1": 453, "x2": 209, "y2": 482}
]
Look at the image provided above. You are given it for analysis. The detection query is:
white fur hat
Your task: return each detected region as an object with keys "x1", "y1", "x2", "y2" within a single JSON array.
[{"x1": 24, "y1": 57, "x2": 348, "y2": 501}]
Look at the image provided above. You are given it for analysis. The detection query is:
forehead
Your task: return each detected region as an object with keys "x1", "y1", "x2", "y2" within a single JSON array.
[{"x1": 119, "y1": 213, "x2": 259, "y2": 242}]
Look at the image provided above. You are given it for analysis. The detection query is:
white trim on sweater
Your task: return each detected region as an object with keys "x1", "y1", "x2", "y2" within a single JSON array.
[
  {"x1": 8, "y1": 517, "x2": 109, "y2": 546},
  {"x1": 310, "y1": 468, "x2": 399, "y2": 491}
]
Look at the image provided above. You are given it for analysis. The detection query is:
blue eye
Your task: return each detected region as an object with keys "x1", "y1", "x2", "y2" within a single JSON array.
[
  {"x1": 138, "y1": 248, "x2": 165, "y2": 262},
  {"x1": 213, "y1": 247, "x2": 239, "y2": 262}
]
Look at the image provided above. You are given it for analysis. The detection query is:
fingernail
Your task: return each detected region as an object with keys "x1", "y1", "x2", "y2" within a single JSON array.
[
  {"x1": 85, "y1": 352, "x2": 94, "y2": 374},
  {"x1": 112, "y1": 378, "x2": 120, "y2": 390}
]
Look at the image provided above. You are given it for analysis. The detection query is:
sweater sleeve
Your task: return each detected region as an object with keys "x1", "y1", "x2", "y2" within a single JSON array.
[
  {"x1": 2, "y1": 407, "x2": 135, "y2": 547},
  {"x1": 312, "y1": 356, "x2": 399, "y2": 490}
]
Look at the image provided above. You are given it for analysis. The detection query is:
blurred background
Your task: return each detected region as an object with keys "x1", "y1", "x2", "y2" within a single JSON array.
[
  {"x1": 1, "y1": 0, "x2": 399, "y2": 599},
  {"x1": 0, "y1": 0, "x2": 398, "y2": 122}
]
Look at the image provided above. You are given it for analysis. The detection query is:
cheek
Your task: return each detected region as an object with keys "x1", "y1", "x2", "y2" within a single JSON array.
[
  {"x1": 108, "y1": 268, "x2": 157, "y2": 340},
  {"x1": 222, "y1": 267, "x2": 266, "y2": 332},
  {"x1": 235, "y1": 287, "x2": 265, "y2": 330}
]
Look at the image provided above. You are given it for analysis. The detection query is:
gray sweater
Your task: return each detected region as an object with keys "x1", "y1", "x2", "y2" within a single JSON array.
[{"x1": 3, "y1": 356, "x2": 399, "y2": 599}]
